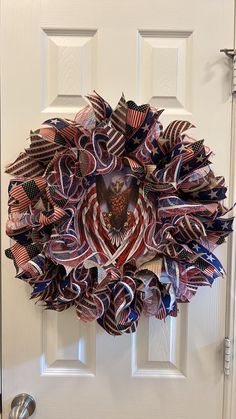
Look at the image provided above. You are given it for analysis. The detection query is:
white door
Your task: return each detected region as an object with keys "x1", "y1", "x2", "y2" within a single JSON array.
[{"x1": 1, "y1": 1, "x2": 234, "y2": 418}]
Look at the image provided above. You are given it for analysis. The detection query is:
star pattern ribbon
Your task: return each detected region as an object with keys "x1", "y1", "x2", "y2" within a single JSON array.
[{"x1": 5, "y1": 91, "x2": 234, "y2": 336}]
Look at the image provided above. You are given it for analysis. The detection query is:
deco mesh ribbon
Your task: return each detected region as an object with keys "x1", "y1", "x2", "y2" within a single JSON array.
[{"x1": 5, "y1": 91, "x2": 234, "y2": 335}]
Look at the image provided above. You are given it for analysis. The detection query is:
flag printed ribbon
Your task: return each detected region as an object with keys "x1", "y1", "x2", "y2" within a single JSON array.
[{"x1": 5, "y1": 91, "x2": 234, "y2": 336}]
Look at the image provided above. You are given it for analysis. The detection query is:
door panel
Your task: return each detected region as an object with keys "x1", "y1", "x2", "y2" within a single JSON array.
[{"x1": 1, "y1": 1, "x2": 234, "y2": 418}]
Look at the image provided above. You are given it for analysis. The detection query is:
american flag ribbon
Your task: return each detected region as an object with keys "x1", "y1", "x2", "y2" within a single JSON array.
[
  {"x1": 6, "y1": 242, "x2": 42, "y2": 270},
  {"x1": 126, "y1": 101, "x2": 149, "y2": 128},
  {"x1": 9, "y1": 177, "x2": 47, "y2": 213}
]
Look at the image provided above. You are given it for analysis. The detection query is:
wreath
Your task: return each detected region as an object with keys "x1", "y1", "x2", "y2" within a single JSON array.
[{"x1": 5, "y1": 91, "x2": 233, "y2": 335}]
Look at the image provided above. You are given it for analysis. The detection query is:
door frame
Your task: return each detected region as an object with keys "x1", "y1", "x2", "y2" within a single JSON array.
[{"x1": 223, "y1": 3, "x2": 236, "y2": 417}]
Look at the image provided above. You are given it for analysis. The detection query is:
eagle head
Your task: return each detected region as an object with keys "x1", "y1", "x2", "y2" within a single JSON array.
[{"x1": 111, "y1": 175, "x2": 127, "y2": 194}]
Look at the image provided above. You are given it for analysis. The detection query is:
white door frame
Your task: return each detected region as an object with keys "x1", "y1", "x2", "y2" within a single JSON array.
[{"x1": 223, "y1": 3, "x2": 236, "y2": 417}]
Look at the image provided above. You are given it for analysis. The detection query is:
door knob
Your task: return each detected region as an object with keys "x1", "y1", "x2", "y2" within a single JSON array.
[{"x1": 9, "y1": 394, "x2": 36, "y2": 419}]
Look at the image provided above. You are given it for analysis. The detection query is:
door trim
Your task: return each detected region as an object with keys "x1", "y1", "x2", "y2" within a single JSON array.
[{"x1": 223, "y1": 3, "x2": 236, "y2": 417}]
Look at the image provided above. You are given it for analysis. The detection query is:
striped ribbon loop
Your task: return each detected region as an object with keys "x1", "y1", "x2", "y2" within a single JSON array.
[
  {"x1": 25, "y1": 132, "x2": 65, "y2": 164},
  {"x1": 104, "y1": 124, "x2": 126, "y2": 157},
  {"x1": 86, "y1": 91, "x2": 112, "y2": 124},
  {"x1": 163, "y1": 120, "x2": 195, "y2": 140},
  {"x1": 5, "y1": 152, "x2": 45, "y2": 178},
  {"x1": 39, "y1": 206, "x2": 66, "y2": 226},
  {"x1": 110, "y1": 93, "x2": 127, "y2": 133}
]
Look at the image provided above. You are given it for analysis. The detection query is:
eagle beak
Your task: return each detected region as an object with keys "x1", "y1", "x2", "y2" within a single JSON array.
[{"x1": 115, "y1": 182, "x2": 120, "y2": 193}]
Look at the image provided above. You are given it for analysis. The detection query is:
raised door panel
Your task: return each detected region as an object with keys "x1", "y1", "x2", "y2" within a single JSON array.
[
  {"x1": 41, "y1": 28, "x2": 97, "y2": 113},
  {"x1": 42, "y1": 310, "x2": 96, "y2": 376},
  {"x1": 138, "y1": 30, "x2": 193, "y2": 115}
]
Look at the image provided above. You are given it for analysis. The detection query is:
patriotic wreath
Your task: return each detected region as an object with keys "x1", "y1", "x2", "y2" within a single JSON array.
[{"x1": 5, "y1": 92, "x2": 233, "y2": 335}]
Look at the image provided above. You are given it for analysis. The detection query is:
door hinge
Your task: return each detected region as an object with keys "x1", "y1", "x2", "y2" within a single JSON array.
[
  {"x1": 220, "y1": 48, "x2": 236, "y2": 95},
  {"x1": 224, "y1": 337, "x2": 232, "y2": 376}
]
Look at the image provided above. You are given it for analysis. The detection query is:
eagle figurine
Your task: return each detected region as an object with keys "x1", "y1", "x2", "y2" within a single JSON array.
[{"x1": 96, "y1": 173, "x2": 139, "y2": 247}]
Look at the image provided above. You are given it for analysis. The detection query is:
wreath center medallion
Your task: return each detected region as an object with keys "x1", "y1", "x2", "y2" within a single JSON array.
[{"x1": 96, "y1": 171, "x2": 139, "y2": 247}]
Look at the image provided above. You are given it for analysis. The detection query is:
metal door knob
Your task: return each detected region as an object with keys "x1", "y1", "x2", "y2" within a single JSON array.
[{"x1": 9, "y1": 394, "x2": 36, "y2": 419}]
